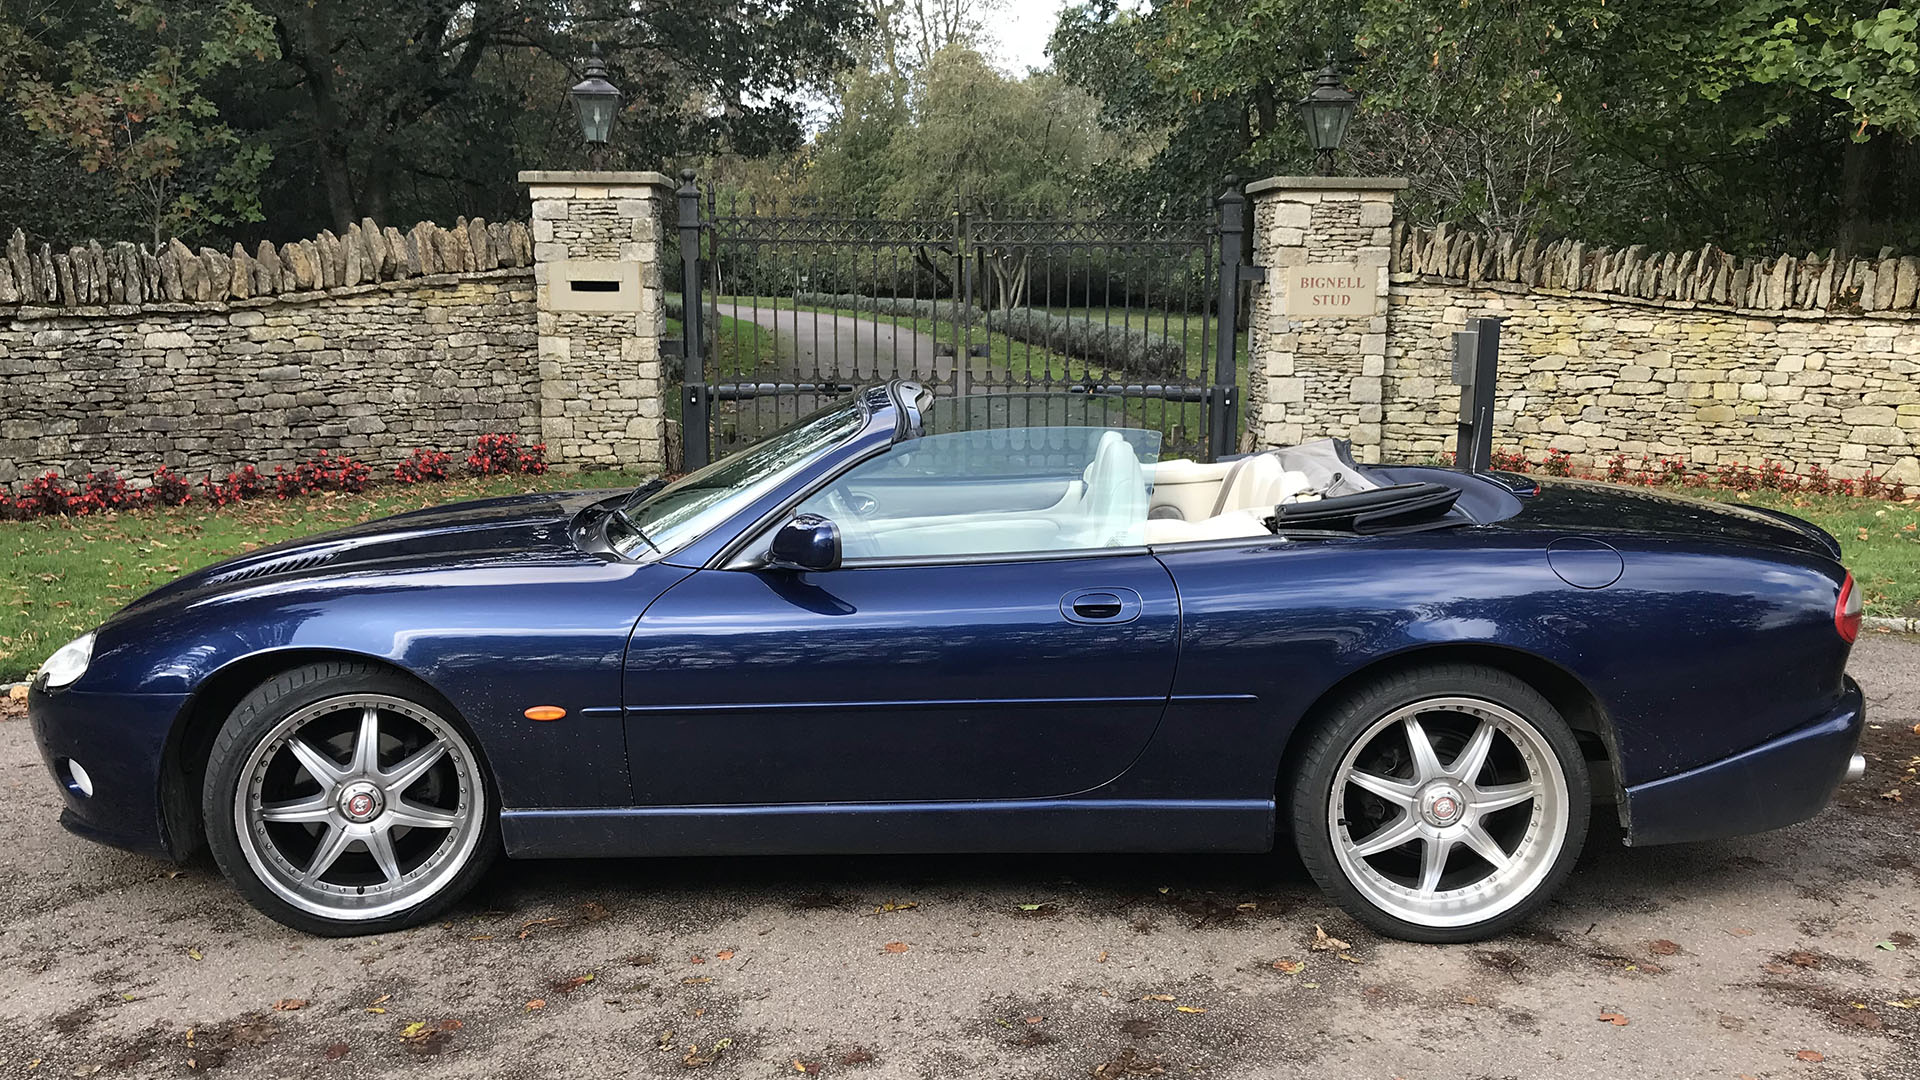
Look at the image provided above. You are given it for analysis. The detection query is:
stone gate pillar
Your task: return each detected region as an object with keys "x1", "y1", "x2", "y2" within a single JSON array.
[
  {"x1": 1244, "y1": 176, "x2": 1405, "y2": 460},
  {"x1": 519, "y1": 170, "x2": 674, "y2": 470}
]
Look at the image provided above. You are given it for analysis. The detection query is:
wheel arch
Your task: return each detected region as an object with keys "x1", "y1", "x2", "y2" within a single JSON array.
[
  {"x1": 157, "y1": 647, "x2": 476, "y2": 862},
  {"x1": 1278, "y1": 643, "x2": 1623, "y2": 819}
]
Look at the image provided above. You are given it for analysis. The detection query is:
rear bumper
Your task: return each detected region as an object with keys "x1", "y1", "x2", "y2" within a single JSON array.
[{"x1": 1623, "y1": 677, "x2": 1865, "y2": 846}]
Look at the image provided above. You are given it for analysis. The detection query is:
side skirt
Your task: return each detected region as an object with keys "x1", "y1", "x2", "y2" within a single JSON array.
[{"x1": 499, "y1": 798, "x2": 1275, "y2": 859}]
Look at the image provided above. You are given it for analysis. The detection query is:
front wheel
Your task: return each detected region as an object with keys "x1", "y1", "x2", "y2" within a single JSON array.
[
  {"x1": 202, "y1": 662, "x2": 499, "y2": 936},
  {"x1": 1289, "y1": 666, "x2": 1590, "y2": 943}
]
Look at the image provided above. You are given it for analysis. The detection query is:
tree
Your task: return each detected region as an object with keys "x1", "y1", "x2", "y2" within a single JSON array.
[
  {"x1": 1056, "y1": 0, "x2": 1920, "y2": 253},
  {"x1": 6, "y1": 0, "x2": 276, "y2": 245},
  {"x1": 246, "y1": 0, "x2": 869, "y2": 232}
]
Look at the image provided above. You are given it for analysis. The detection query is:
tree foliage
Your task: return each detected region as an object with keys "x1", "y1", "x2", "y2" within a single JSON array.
[
  {"x1": 1, "y1": 0, "x2": 868, "y2": 245},
  {"x1": 1055, "y1": 0, "x2": 1920, "y2": 253}
]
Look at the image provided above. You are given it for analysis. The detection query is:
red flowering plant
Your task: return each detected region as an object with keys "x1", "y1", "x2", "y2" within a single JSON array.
[
  {"x1": 149, "y1": 466, "x2": 194, "y2": 507},
  {"x1": 15, "y1": 472, "x2": 78, "y2": 516},
  {"x1": 81, "y1": 470, "x2": 138, "y2": 511},
  {"x1": 273, "y1": 451, "x2": 372, "y2": 499},
  {"x1": 466, "y1": 433, "x2": 548, "y2": 476},
  {"x1": 393, "y1": 449, "x2": 452, "y2": 484},
  {"x1": 1541, "y1": 448, "x2": 1574, "y2": 477}
]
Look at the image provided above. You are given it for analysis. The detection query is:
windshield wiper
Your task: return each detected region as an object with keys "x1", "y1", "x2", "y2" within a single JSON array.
[{"x1": 605, "y1": 479, "x2": 666, "y2": 556}]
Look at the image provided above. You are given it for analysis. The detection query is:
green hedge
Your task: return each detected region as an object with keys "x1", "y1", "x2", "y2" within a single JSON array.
[{"x1": 789, "y1": 293, "x2": 1189, "y2": 379}]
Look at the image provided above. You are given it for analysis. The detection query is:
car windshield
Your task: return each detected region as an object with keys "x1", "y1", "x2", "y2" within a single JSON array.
[{"x1": 609, "y1": 399, "x2": 866, "y2": 558}]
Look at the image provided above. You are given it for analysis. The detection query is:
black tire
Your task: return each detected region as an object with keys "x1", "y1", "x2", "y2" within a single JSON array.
[
  {"x1": 1288, "y1": 664, "x2": 1590, "y2": 944},
  {"x1": 201, "y1": 661, "x2": 501, "y2": 936}
]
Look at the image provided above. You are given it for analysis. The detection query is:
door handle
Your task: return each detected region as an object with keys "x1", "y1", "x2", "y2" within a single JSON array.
[
  {"x1": 1072, "y1": 593, "x2": 1124, "y2": 619},
  {"x1": 1060, "y1": 587, "x2": 1143, "y2": 625}
]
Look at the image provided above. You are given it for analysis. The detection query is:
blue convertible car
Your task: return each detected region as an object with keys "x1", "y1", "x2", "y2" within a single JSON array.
[{"x1": 29, "y1": 382, "x2": 1865, "y2": 941}]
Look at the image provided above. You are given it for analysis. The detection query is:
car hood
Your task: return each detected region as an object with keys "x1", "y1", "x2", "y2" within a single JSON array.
[
  {"x1": 1501, "y1": 477, "x2": 1842, "y2": 560},
  {"x1": 107, "y1": 489, "x2": 624, "y2": 624}
]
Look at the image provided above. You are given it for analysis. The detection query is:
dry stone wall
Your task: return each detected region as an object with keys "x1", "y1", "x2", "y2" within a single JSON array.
[
  {"x1": 1384, "y1": 223, "x2": 1920, "y2": 483},
  {"x1": 0, "y1": 269, "x2": 540, "y2": 485}
]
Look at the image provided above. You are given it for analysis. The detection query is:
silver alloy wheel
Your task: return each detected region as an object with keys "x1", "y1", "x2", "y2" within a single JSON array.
[
  {"x1": 1328, "y1": 696, "x2": 1569, "y2": 929},
  {"x1": 233, "y1": 693, "x2": 484, "y2": 921}
]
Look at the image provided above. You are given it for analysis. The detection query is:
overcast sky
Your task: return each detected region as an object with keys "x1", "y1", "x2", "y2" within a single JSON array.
[{"x1": 985, "y1": 0, "x2": 1067, "y2": 74}]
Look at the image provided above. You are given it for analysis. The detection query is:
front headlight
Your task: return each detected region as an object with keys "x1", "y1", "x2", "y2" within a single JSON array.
[{"x1": 39, "y1": 631, "x2": 95, "y2": 690}]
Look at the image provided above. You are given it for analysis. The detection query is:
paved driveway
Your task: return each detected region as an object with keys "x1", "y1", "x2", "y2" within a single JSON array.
[{"x1": 1, "y1": 636, "x2": 1915, "y2": 1078}]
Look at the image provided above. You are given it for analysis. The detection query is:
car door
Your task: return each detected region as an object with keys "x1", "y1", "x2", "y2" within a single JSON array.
[{"x1": 622, "y1": 424, "x2": 1180, "y2": 806}]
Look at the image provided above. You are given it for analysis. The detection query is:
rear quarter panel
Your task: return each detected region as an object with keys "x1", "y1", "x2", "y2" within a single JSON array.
[{"x1": 1132, "y1": 529, "x2": 1849, "y2": 802}]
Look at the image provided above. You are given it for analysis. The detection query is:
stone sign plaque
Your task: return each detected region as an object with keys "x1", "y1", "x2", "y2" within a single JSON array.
[{"x1": 1283, "y1": 264, "x2": 1376, "y2": 316}]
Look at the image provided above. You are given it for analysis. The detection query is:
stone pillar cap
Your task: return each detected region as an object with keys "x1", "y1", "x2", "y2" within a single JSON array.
[
  {"x1": 519, "y1": 170, "x2": 675, "y2": 188},
  {"x1": 1245, "y1": 176, "x2": 1409, "y2": 195}
]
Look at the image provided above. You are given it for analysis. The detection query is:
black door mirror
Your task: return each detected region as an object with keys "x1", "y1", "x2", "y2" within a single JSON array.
[{"x1": 766, "y1": 513, "x2": 841, "y2": 572}]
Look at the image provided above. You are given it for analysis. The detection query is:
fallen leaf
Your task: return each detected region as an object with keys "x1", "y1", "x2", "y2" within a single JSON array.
[
  {"x1": 1786, "y1": 950, "x2": 1822, "y2": 968},
  {"x1": 187, "y1": 947, "x2": 203, "y2": 961},
  {"x1": 689, "y1": 955, "x2": 706, "y2": 964},
  {"x1": 1141, "y1": 994, "x2": 1175, "y2": 1002},
  {"x1": 882, "y1": 942, "x2": 910, "y2": 954},
  {"x1": 272, "y1": 999, "x2": 308, "y2": 1012},
  {"x1": 551, "y1": 973, "x2": 595, "y2": 994},
  {"x1": 1311, "y1": 925, "x2": 1351, "y2": 952},
  {"x1": 1096, "y1": 950, "x2": 1109, "y2": 963},
  {"x1": 1236, "y1": 902, "x2": 1258, "y2": 911},
  {"x1": 399, "y1": 1021, "x2": 430, "y2": 1040},
  {"x1": 369, "y1": 994, "x2": 391, "y2": 1007},
  {"x1": 1874, "y1": 940, "x2": 1898, "y2": 951},
  {"x1": 1598, "y1": 1012, "x2": 1630, "y2": 1026},
  {"x1": 1795, "y1": 1050, "x2": 1824, "y2": 1062},
  {"x1": 437, "y1": 1020, "x2": 463, "y2": 1032},
  {"x1": 793, "y1": 1060, "x2": 821, "y2": 1075},
  {"x1": 873, "y1": 901, "x2": 918, "y2": 914},
  {"x1": 681, "y1": 977, "x2": 712, "y2": 985},
  {"x1": 1337, "y1": 953, "x2": 1362, "y2": 965},
  {"x1": 1649, "y1": 939, "x2": 1680, "y2": 956},
  {"x1": 1174, "y1": 1005, "x2": 1206, "y2": 1014},
  {"x1": 524, "y1": 999, "x2": 545, "y2": 1011},
  {"x1": 1017, "y1": 903, "x2": 1044, "y2": 911},
  {"x1": 1271, "y1": 960, "x2": 1305, "y2": 974},
  {"x1": 1885, "y1": 997, "x2": 1919, "y2": 1010},
  {"x1": 364, "y1": 1007, "x2": 387, "y2": 1015},
  {"x1": 715, "y1": 951, "x2": 735, "y2": 961}
]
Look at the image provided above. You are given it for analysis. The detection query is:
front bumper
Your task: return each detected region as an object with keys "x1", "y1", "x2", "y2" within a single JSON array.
[
  {"x1": 1623, "y1": 677, "x2": 1865, "y2": 846},
  {"x1": 27, "y1": 680, "x2": 189, "y2": 860}
]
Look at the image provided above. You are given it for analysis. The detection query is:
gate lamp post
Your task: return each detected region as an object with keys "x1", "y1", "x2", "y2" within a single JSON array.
[
  {"x1": 569, "y1": 46, "x2": 620, "y2": 171},
  {"x1": 1297, "y1": 54, "x2": 1358, "y2": 177}
]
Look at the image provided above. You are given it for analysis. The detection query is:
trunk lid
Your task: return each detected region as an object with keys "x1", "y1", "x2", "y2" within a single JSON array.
[{"x1": 1499, "y1": 477, "x2": 1841, "y2": 560}]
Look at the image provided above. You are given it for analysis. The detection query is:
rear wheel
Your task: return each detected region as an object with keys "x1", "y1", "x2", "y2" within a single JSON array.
[
  {"x1": 202, "y1": 662, "x2": 499, "y2": 936},
  {"x1": 1289, "y1": 665, "x2": 1589, "y2": 943}
]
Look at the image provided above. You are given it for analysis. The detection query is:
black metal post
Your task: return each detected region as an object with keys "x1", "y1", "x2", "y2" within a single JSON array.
[
  {"x1": 1210, "y1": 177, "x2": 1245, "y2": 460},
  {"x1": 677, "y1": 168, "x2": 709, "y2": 470},
  {"x1": 1453, "y1": 315, "x2": 1502, "y2": 472}
]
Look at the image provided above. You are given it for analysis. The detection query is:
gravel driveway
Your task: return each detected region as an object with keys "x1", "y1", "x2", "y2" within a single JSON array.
[{"x1": 2, "y1": 636, "x2": 1916, "y2": 1079}]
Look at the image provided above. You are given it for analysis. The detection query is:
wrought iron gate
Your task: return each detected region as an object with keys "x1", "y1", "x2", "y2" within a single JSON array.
[{"x1": 676, "y1": 173, "x2": 1248, "y2": 469}]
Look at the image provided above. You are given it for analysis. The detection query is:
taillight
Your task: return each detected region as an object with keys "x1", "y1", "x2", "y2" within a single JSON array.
[{"x1": 1834, "y1": 572, "x2": 1862, "y2": 643}]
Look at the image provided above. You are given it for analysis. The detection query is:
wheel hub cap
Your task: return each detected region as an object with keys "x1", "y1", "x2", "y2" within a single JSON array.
[
  {"x1": 1421, "y1": 785, "x2": 1464, "y2": 827},
  {"x1": 339, "y1": 782, "x2": 384, "y2": 822}
]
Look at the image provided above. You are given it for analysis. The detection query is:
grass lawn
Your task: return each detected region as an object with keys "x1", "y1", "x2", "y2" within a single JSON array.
[{"x1": 0, "y1": 470, "x2": 653, "y2": 682}]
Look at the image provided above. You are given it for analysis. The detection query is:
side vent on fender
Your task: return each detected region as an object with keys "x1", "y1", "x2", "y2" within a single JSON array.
[{"x1": 209, "y1": 550, "x2": 338, "y2": 585}]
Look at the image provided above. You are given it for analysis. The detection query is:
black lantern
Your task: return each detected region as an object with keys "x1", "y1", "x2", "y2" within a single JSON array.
[
  {"x1": 1297, "y1": 54, "x2": 1358, "y2": 177},
  {"x1": 569, "y1": 46, "x2": 620, "y2": 169}
]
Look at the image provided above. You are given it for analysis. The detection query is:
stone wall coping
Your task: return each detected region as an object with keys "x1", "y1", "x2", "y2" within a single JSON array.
[
  {"x1": 1391, "y1": 271, "x2": 1920, "y2": 322},
  {"x1": 1247, "y1": 176, "x2": 1410, "y2": 195},
  {"x1": 0, "y1": 267, "x2": 532, "y2": 324},
  {"x1": 518, "y1": 170, "x2": 674, "y2": 188}
]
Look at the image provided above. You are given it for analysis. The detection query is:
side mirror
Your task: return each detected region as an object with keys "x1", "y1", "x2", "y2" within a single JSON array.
[{"x1": 766, "y1": 513, "x2": 841, "y2": 572}]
